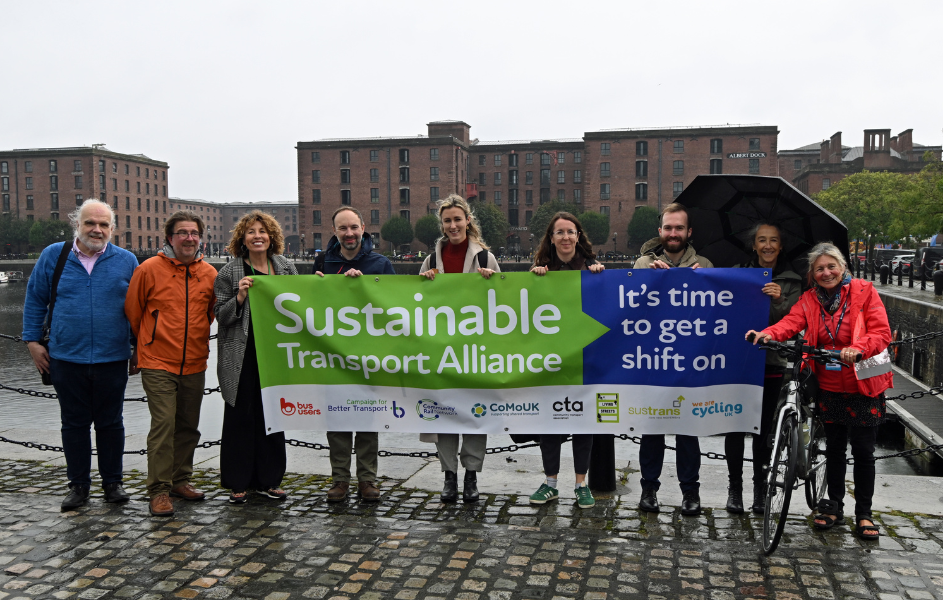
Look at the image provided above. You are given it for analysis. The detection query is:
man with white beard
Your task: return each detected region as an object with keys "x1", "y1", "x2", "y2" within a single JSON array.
[{"x1": 23, "y1": 199, "x2": 139, "y2": 511}]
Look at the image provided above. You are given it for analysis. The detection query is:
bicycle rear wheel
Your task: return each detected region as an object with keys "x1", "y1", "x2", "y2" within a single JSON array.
[
  {"x1": 761, "y1": 413, "x2": 798, "y2": 555},
  {"x1": 804, "y1": 418, "x2": 828, "y2": 510}
]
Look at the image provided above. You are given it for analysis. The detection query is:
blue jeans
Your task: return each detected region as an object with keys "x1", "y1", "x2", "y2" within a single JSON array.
[
  {"x1": 639, "y1": 434, "x2": 700, "y2": 493},
  {"x1": 51, "y1": 358, "x2": 128, "y2": 488}
]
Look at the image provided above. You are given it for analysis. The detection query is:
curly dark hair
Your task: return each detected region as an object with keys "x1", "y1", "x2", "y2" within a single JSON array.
[
  {"x1": 225, "y1": 210, "x2": 285, "y2": 258},
  {"x1": 532, "y1": 212, "x2": 596, "y2": 267}
]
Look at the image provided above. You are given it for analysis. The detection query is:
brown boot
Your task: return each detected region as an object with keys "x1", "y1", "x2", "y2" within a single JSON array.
[
  {"x1": 358, "y1": 481, "x2": 381, "y2": 502},
  {"x1": 149, "y1": 493, "x2": 174, "y2": 517},
  {"x1": 327, "y1": 481, "x2": 350, "y2": 502},
  {"x1": 169, "y1": 483, "x2": 205, "y2": 501}
]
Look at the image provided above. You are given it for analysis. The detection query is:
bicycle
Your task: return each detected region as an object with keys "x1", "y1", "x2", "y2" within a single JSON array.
[{"x1": 748, "y1": 334, "x2": 860, "y2": 555}]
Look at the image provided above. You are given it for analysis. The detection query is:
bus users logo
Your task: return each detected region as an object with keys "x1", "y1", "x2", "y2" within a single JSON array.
[
  {"x1": 596, "y1": 393, "x2": 619, "y2": 423},
  {"x1": 392, "y1": 401, "x2": 405, "y2": 418},
  {"x1": 416, "y1": 399, "x2": 458, "y2": 421},
  {"x1": 471, "y1": 403, "x2": 487, "y2": 418},
  {"x1": 280, "y1": 398, "x2": 296, "y2": 416}
]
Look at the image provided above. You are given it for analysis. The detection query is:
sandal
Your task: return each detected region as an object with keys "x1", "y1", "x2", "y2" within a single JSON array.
[
  {"x1": 813, "y1": 499, "x2": 844, "y2": 530},
  {"x1": 855, "y1": 517, "x2": 880, "y2": 540},
  {"x1": 257, "y1": 488, "x2": 287, "y2": 500},
  {"x1": 228, "y1": 491, "x2": 248, "y2": 504}
]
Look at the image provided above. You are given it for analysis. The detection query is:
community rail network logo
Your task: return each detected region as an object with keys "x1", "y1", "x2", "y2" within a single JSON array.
[
  {"x1": 416, "y1": 399, "x2": 458, "y2": 421},
  {"x1": 471, "y1": 403, "x2": 487, "y2": 418}
]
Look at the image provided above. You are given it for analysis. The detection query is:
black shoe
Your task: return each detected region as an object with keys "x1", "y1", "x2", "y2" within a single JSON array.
[
  {"x1": 61, "y1": 486, "x2": 90, "y2": 511},
  {"x1": 725, "y1": 484, "x2": 744, "y2": 514},
  {"x1": 681, "y1": 491, "x2": 701, "y2": 516},
  {"x1": 441, "y1": 471, "x2": 458, "y2": 503},
  {"x1": 639, "y1": 488, "x2": 660, "y2": 513},
  {"x1": 463, "y1": 471, "x2": 479, "y2": 503},
  {"x1": 103, "y1": 482, "x2": 131, "y2": 504},
  {"x1": 751, "y1": 482, "x2": 766, "y2": 514}
]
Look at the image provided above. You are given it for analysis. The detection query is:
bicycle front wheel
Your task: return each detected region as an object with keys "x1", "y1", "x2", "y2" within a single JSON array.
[
  {"x1": 761, "y1": 413, "x2": 798, "y2": 555},
  {"x1": 804, "y1": 418, "x2": 828, "y2": 510}
]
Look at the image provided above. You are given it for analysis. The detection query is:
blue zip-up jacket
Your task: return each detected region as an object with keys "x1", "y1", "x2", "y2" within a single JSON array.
[
  {"x1": 319, "y1": 234, "x2": 396, "y2": 275},
  {"x1": 23, "y1": 241, "x2": 138, "y2": 364}
]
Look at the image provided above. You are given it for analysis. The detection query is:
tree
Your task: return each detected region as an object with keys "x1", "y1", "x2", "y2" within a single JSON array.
[
  {"x1": 414, "y1": 214, "x2": 441, "y2": 250},
  {"x1": 473, "y1": 202, "x2": 510, "y2": 250},
  {"x1": 579, "y1": 211, "x2": 610, "y2": 247},
  {"x1": 380, "y1": 216, "x2": 414, "y2": 250},
  {"x1": 0, "y1": 216, "x2": 31, "y2": 254},
  {"x1": 29, "y1": 219, "x2": 71, "y2": 249},
  {"x1": 626, "y1": 206, "x2": 660, "y2": 253},
  {"x1": 529, "y1": 200, "x2": 582, "y2": 242}
]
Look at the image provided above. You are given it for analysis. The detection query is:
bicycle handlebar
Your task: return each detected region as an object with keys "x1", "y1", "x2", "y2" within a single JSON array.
[{"x1": 746, "y1": 333, "x2": 862, "y2": 364}]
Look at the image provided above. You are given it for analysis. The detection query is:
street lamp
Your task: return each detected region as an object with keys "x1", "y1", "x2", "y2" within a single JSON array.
[
  {"x1": 301, "y1": 233, "x2": 306, "y2": 258},
  {"x1": 612, "y1": 232, "x2": 617, "y2": 258}
]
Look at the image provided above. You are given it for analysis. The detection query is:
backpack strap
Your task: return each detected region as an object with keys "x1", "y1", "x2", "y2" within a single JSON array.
[
  {"x1": 44, "y1": 242, "x2": 74, "y2": 341},
  {"x1": 477, "y1": 249, "x2": 489, "y2": 269},
  {"x1": 313, "y1": 252, "x2": 325, "y2": 274}
]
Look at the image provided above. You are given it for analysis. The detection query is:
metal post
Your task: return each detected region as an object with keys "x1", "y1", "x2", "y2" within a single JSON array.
[
  {"x1": 909, "y1": 262, "x2": 914, "y2": 288},
  {"x1": 933, "y1": 269, "x2": 943, "y2": 296},
  {"x1": 588, "y1": 434, "x2": 616, "y2": 492}
]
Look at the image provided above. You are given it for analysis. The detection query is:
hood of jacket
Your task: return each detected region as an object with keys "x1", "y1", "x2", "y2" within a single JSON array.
[
  {"x1": 324, "y1": 233, "x2": 376, "y2": 261},
  {"x1": 159, "y1": 242, "x2": 206, "y2": 265},
  {"x1": 638, "y1": 237, "x2": 704, "y2": 267}
]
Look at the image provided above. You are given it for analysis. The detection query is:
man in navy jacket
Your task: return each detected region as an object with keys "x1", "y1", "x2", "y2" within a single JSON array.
[
  {"x1": 23, "y1": 200, "x2": 139, "y2": 511},
  {"x1": 315, "y1": 207, "x2": 395, "y2": 502}
]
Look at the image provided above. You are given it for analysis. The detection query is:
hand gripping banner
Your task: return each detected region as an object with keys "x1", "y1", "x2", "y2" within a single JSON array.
[{"x1": 249, "y1": 269, "x2": 771, "y2": 435}]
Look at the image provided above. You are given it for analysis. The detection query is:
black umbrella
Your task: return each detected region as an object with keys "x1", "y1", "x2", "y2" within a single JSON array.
[{"x1": 674, "y1": 175, "x2": 850, "y2": 274}]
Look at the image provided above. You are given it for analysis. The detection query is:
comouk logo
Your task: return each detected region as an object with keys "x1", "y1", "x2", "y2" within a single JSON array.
[
  {"x1": 281, "y1": 398, "x2": 321, "y2": 416},
  {"x1": 489, "y1": 402, "x2": 539, "y2": 416},
  {"x1": 691, "y1": 399, "x2": 742, "y2": 418},
  {"x1": 416, "y1": 399, "x2": 458, "y2": 421}
]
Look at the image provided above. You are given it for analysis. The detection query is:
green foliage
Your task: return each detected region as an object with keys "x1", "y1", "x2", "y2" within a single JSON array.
[
  {"x1": 626, "y1": 206, "x2": 660, "y2": 250},
  {"x1": 414, "y1": 214, "x2": 441, "y2": 250},
  {"x1": 0, "y1": 216, "x2": 32, "y2": 253},
  {"x1": 529, "y1": 200, "x2": 583, "y2": 242},
  {"x1": 473, "y1": 202, "x2": 510, "y2": 250},
  {"x1": 28, "y1": 219, "x2": 71, "y2": 248},
  {"x1": 379, "y1": 216, "x2": 414, "y2": 248},
  {"x1": 579, "y1": 211, "x2": 610, "y2": 247}
]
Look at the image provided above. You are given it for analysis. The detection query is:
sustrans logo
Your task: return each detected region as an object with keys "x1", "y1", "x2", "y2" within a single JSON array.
[
  {"x1": 392, "y1": 401, "x2": 405, "y2": 418},
  {"x1": 471, "y1": 403, "x2": 487, "y2": 418},
  {"x1": 280, "y1": 398, "x2": 296, "y2": 416},
  {"x1": 416, "y1": 399, "x2": 458, "y2": 421}
]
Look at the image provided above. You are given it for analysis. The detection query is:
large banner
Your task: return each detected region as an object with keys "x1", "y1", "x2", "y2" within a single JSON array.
[{"x1": 250, "y1": 268, "x2": 771, "y2": 435}]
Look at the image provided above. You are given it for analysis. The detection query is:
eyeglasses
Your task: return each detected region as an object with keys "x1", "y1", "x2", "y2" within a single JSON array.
[
  {"x1": 552, "y1": 229, "x2": 579, "y2": 239},
  {"x1": 172, "y1": 231, "x2": 201, "y2": 239}
]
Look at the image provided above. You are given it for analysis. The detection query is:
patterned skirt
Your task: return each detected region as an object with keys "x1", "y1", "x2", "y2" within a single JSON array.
[{"x1": 817, "y1": 389, "x2": 888, "y2": 428}]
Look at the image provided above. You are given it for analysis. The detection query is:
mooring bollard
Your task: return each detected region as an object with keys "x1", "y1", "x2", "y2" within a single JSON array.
[
  {"x1": 909, "y1": 262, "x2": 915, "y2": 288},
  {"x1": 588, "y1": 434, "x2": 617, "y2": 492},
  {"x1": 880, "y1": 264, "x2": 890, "y2": 285},
  {"x1": 934, "y1": 269, "x2": 943, "y2": 297}
]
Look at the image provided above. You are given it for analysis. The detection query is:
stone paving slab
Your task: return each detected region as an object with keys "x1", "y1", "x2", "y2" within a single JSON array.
[{"x1": 4, "y1": 459, "x2": 943, "y2": 599}]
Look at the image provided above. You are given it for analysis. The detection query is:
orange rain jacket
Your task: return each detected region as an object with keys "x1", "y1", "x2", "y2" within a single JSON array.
[{"x1": 125, "y1": 246, "x2": 217, "y2": 376}]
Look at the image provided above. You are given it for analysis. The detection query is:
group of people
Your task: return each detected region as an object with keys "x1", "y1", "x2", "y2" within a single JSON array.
[{"x1": 24, "y1": 195, "x2": 893, "y2": 541}]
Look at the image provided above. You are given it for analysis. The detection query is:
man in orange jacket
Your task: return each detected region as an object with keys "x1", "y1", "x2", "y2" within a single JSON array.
[{"x1": 126, "y1": 210, "x2": 217, "y2": 517}]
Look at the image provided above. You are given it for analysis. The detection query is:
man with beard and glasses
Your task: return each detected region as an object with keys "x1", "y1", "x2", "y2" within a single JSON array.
[
  {"x1": 23, "y1": 199, "x2": 139, "y2": 511},
  {"x1": 126, "y1": 210, "x2": 217, "y2": 517},
  {"x1": 633, "y1": 203, "x2": 713, "y2": 516},
  {"x1": 314, "y1": 207, "x2": 395, "y2": 502}
]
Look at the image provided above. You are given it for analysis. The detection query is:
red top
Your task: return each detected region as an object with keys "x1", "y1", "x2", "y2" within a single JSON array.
[{"x1": 441, "y1": 238, "x2": 469, "y2": 274}]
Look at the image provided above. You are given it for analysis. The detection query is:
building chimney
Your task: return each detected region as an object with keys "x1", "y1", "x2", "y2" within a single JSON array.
[
  {"x1": 820, "y1": 139, "x2": 831, "y2": 164},
  {"x1": 829, "y1": 132, "x2": 842, "y2": 162},
  {"x1": 898, "y1": 129, "x2": 914, "y2": 156},
  {"x1": 864, "y1": 129, "x2": 893, "y2": 169}
]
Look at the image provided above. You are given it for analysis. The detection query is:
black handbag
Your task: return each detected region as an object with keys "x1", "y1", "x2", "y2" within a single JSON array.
[{"x1": 38, "y1": 242, "x2": 73, "y2": 385}]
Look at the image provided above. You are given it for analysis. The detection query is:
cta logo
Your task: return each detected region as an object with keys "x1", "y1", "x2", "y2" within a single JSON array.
[
  {"x1": 392, "y1": 401, "x2": 405, "y2": 418},
  {"x1": 280, "y1": 398, "x2": 296, "y2": 416},
  {"x1": 416, "y1": 399, "x2": 458, "y2": 421},
  {"x1": 552, "y1": 396, "x2": 583, "y2": 421},
  {"x1": 596, "y1": 393, "x2": 619, "y2": 424},
  {"x1": 471, "y1": 403, "x2": 487, "y2": 418}
]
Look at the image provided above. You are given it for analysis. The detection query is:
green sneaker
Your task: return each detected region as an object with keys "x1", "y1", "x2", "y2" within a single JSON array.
[
  {"x1": 575, "y1": 485, "x2": 595, "y2": 509},
  {"x1": 529, "y1": 483, "x2": 559, "y2": 505}
]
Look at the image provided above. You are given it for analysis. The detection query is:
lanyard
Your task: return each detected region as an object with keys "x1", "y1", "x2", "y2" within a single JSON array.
[
  {"x1": 249, "y1": 259, "x2": 272, "y2": 276},
  {"x1": 819, "y1": 296, "x2": 849, "y2": 347}
]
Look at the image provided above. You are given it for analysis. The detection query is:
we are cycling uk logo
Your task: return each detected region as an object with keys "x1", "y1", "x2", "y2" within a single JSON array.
[
  {"x1": 471, "y1": 403, "x2": 487, "y2": 418},
  {"x1": 416, "y1": 399, "x2": 458, "y2": 421}
]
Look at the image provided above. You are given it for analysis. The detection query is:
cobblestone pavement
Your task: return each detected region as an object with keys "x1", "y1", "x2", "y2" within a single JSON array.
[{"x1": 4, "y1": 460, "x2": 943, "y2": 599}]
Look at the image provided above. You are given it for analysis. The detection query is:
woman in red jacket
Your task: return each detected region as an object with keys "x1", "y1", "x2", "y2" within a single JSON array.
[{"x1": 747, "y1": 242, "x2": 892, "y2": 541}]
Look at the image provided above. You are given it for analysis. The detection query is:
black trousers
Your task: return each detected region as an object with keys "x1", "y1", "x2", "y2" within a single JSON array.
[
  {"x1": 539, "y1": 434, "x2": 594, "y2": 476},
  {"x1": 823, "y1": 422, "x2": 877, "y2": 517},
  {"x1": 725, "y1": 370, "x2": 783, "y2": 487},
  {"x1": 220, "y1": 361, "x2": 286, "y2": 493}
]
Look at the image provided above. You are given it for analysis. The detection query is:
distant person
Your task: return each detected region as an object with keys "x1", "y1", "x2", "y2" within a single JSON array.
[
  {"x1": 748, "y1": 242, "x2": 892, "y2": 541},
  {"x1": 23, "y1": 199, "x2": 138, "y2": 511},
  {"x1": 215, "y1": 211, "x2": 298, "y2": 504},
  {"x1": 527, "y1": 212, "x2": 604, "y2": 509},
  {"x1": 315, "y1": 207, "x2": 395, "y2": 502},
  {"x1": 723, "y1": 222, "x2": 801, "y2": 514},
  {"x1": 126, "y1": 210, "x2": 217, "y2": 517},
  {"x1": 633, "y1": 203, "x2": 713, "y2": 516},
  {"x1": 419, "y1": 194, "x2": 499, "y2": 503}
]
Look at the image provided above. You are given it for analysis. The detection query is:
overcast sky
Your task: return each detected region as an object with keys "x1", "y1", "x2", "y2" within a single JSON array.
[{"x1": 3, "y1": 1, "x2": 940, "y2": 204}]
